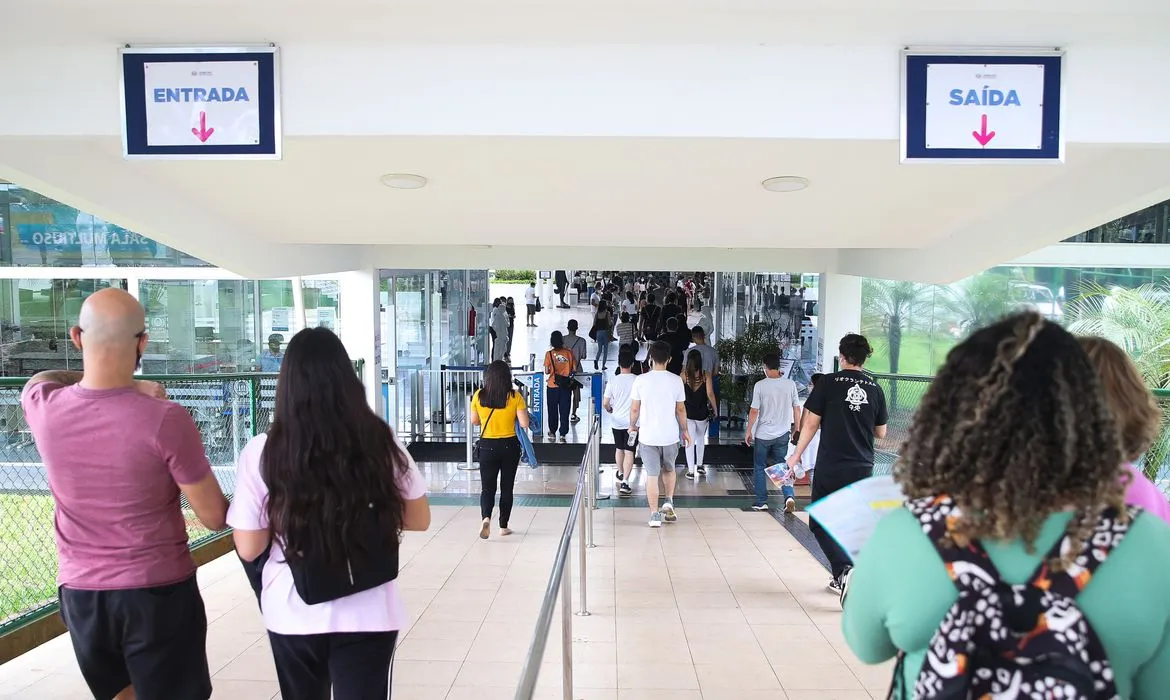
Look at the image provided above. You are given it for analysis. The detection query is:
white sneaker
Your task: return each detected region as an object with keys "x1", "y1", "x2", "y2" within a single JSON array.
[
  {"x1": 661, "y1": 502, "x2": 677, "y2": 522},
  {"x1": 649, "y1": 512, "x2": 663, "y2": 528},
  {"x1": 685, "y1": 470, "x2": 697, "y2": 480}
]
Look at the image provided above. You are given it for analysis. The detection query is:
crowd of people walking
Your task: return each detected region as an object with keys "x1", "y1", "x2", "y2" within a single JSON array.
[{"x1": 18, "y1": 273, "x2": 1170, "y2": 699}]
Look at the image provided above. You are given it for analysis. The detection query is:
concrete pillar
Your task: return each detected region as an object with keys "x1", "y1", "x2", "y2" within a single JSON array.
[
  {"x1": 337, "y1": 269, "x2": 382, "y2": 414},
  {"x1": 817, "y1": 273, "x2": 862, "y2": 374}
]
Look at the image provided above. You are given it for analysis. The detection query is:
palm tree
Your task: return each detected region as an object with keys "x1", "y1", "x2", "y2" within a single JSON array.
[
  {"x1": 1065, "y1": 281, "x2": 1170, "y2": 389},
  {"x1": 862, "y1": 279, "x2": 932, "y2": 411},
  {"x1": 943, "y1": 272, "x2": 1014, "y2": 338},
  {"x1": 862, "y1": 278, "x2": 931, "y2": 375},
  {"x1": 1066, "y1": 281, "x2": 1170, "y2": 480}
]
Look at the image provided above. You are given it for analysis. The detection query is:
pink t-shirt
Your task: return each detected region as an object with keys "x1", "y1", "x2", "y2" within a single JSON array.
[
  {"x1": 1126, "y1": 463, "x2": 1170, "y2": 526},
  {"x1": 226, "y1": 433, "x2": 427, "y2": 635},
  {"x1": 22, "y1": 382, "x2": 213, "y2": 589}
]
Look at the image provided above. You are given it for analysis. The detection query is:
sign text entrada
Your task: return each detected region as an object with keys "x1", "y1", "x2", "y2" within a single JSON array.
[{"x1": 151, "y1": 87, "x2": 251, "y2": 103}]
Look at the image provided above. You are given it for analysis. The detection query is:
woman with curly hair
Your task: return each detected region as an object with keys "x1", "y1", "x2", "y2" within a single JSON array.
[
  {"x1": 842, "y1": 312, "x2": 1170, "y2": 698},
  {"x1": 1080, "y1": 335, "x2": 1170, "y2": 524}
]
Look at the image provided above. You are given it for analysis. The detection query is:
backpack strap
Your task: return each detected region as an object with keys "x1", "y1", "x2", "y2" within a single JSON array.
[
  {"x1": 905, "y1": 495, "x2": 1006, "y2": 585},
  {"x1": 1026, "y1": 505, "x2": 1139, "y2": 599}
]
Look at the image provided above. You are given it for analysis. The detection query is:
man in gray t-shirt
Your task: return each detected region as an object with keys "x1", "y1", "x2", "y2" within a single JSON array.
[
  {"x1": 744, "y1": 350, "x2": 801, "y2": 512},
  {"x1": 565, "y1": 320, "x2": 588, "y2": 423},
  {"x1": 689, "y1": 326, "x2": 718, "y2": 375}
]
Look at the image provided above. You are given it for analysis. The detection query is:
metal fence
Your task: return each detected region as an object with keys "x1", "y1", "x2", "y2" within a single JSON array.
[
  {"x1": 0, "y1": 373, "x2": 277, "y2": 632},
  {"x1": 866, "y1": 373, "x2": 1170, "y2": 481}
]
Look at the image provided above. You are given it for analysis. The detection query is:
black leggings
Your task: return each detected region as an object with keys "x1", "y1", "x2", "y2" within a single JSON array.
[
  {"x1": 479, "y1": 437, "x2": 521, "y2": 527},
  {"x1": 268, "y1": 630, "x2": 398, "y2": 700}
]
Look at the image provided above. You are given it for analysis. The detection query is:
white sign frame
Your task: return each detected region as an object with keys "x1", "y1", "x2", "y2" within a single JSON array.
[
  {"x1": 119, "y1": 44, "x2": 282, "y2": 161},
  {"x1": 899, "y1": 46, "x2": 1065, "y2": 165}
]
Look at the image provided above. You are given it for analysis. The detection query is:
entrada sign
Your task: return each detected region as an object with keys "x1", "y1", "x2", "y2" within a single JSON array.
[
  {"x1": 901, "y1": 49, "x2": 1063, "y2": 162},
  {"x1": 120, "y1": 45, "x2": 282, "y2": 159}
]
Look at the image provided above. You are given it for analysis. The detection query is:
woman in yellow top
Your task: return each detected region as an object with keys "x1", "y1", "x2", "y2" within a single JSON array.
[{"x1": 470, "y1": 360, "x2": 530, "y2": 539}]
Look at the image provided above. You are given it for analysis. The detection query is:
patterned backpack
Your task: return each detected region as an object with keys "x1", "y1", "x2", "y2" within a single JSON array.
[{"x1": 890, "y1": 495, "x2": 1137, "y2": 700}]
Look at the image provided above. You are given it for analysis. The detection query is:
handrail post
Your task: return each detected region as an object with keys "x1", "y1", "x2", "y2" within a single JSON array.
[
  {"x1": 584, "y1": 427, "x2": 595, "y2": 550},
  {"x1": 592, "y1": 412, "x2": 608, "y2": 503},
  {"x1": 561, "y1": 556, "x2": 574, "y2": 700},
  {"x1": 577, "y1": 486, "x2": 590, "y2": 617}
]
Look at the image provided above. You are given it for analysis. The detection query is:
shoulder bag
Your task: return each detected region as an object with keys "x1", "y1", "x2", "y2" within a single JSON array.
[{"x1": 472, "y1": 407, "x2": 497, "y2": 462}]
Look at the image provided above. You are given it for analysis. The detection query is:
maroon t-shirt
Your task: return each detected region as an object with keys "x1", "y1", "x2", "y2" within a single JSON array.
[{"x1": 23, "y1": 382, "x2": 213, "y2": 590}]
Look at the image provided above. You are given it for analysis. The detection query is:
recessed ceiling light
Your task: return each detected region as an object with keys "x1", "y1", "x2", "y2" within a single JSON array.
[
  {"x1": 761, "y1": 176, "x2": 809, "y2": 193},
  {"x1": 380, "y1": 173, "x2": 428, "y2": 190}
]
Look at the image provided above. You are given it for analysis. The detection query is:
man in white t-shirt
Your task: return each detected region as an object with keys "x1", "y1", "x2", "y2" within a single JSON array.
[
  {"x1": 603, "y1": 350, "x2": 639, "y2": 498},
  {"x1": 524, "y1": 283, "x2": 538, "y2": 326},
  {"x1": 745, "y1": 350, "x2": 801, "y2": 513},
  {"x1": 629, "y1": 341, "x2": 691, "y2": 528}
]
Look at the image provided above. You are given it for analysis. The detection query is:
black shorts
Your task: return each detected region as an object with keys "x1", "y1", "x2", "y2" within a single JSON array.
[
  {"x1": 60, "y1": 576, "x2": 211, "y2": 700},
  {"x1": 612, "y1": 428, "x2": 638, "y2": 450},
  {"x1": 526, "y1": 304, "x2": 537, "y2": 314}
]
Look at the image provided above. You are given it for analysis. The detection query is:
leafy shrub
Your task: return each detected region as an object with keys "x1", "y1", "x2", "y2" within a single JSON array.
[{"x1": 492, "y1": 269, "x2": 537, "y2": 282}]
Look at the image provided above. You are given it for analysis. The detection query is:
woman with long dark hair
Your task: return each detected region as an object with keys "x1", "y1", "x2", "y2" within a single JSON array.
[
  {"x1": 228, "y1": 328, "x2": 431, "y2": 700},
  {"x1": 681, "y1": 349, "x2": 717, "y2": 480},
  {"x1": 842, "y1": 313, "x2": 1170, "y2": 698},
  {"x1": 471, "y1": 360, "x2": 530, "y2": 538}
]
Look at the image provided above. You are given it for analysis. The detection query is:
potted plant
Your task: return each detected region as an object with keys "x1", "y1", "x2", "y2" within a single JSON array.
[{"x1": 715, "y1": 322, "x2": 784, "y2": 428}]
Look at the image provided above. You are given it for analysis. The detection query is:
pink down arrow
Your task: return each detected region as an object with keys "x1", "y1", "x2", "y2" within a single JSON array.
[
  {"x1": 191, "y1": 111, "x2": 215, "y2": 143},
  {"x1": 972, "y1": 114, "x2": 995, "y2": 147}
]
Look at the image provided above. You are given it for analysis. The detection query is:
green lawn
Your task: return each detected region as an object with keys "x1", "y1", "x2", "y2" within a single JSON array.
[
  {"x1": 0, "y1": 495, "x2": 57, "y2": 624},
  {"x1": 0, "y1": 494, "x2": 217, "y2": 626},
  {"x1": 865, "y1": 330, "x2": 957, "y2": 376}
]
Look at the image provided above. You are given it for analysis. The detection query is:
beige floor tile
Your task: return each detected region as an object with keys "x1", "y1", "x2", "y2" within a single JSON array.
[
  {"x1": 453, "y1": 661, "x2": 525, "y2": 687},
  {"x1": 773, "y1": 663, "x2": 864, "y2": 691},
  {"x1": 394, "y1": 635, "x2": 475, "y2": 662},
  {"x1": 388, "y1": 685, "x2": 450, "y2": 700},
  {"x1": 569, "y1": 662, "x2": 619, "y2": 689},
  {"x1": 617, "y1": 691, "x2": 703, "y2": 700},
  {"x1": 403, "y1": 619, "x2": 483, "y2": 642},
  {"x1": 781, "y1": 691, "x2": 872, "y2": 700},
  {"x1": 701, "y1": 689, "x2": 791, "y2": 700},
  {"x1": 695, "y1": 661, "x2": 780, "y2": 690},
  {"x1": 215, "y1": 640, "x2": 279, "y2": 682},
  {"x1": 391, "y1": 660, "x2": 463, "y2": 688},
  {"x1": 5, "y1": 672, "x2": 94, "y2": 699},
  {"x1": 618, "y1": 662, "x2": 699, "y2": 690},
  {"x1": 209, "y1": 679, "x2": 280, "y2": 699}
]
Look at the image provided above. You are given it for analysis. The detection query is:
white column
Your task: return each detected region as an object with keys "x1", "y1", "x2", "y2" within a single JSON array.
[
  {"x1": 337, "y1": 269, "x2": 382, "y2": 414},
  {"x1": 817, "y1": 273, "x2": 863, "y2": 374}
]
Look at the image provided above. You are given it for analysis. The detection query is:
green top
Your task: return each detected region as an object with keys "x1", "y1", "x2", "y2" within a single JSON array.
[{"x1": 843, "y1": 507, "x2": 1170, "y2": 698}]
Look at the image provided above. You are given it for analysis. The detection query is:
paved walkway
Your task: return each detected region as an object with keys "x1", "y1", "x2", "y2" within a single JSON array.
[{"x1": 0, "y1": 506, "x2": 893, "y2": 699}]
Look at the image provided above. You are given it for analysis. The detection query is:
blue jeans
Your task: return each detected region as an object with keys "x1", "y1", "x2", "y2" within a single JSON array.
[
  {"x1": 595, "y1": 331, "x2": 610, "y2": 366},
  {"x1": 753, "y1": 434, "x2": 793, "y2": 506}
]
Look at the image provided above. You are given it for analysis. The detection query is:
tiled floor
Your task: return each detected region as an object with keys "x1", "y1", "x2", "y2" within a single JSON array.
[{"x1": 0, "y1": 506, "x2": 892, "y2": 699}]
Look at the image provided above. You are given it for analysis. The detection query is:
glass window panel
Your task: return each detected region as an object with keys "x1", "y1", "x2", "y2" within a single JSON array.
[{"x1": 0, "y1": 278, "x2": 125, "y2": 376}]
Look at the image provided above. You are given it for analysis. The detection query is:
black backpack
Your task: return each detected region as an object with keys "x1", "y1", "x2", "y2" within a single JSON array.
[{"x1": 892, "y1": 495, "x2": 1135, "y2": 700}]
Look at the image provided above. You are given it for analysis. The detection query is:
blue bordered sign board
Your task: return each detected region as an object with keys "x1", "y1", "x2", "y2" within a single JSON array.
[
  {"x1": 901, "y1": 48, "x2": 1063, "y2": 163},
  {"x1": 120, "y1": 45, "x2": 281, "y2": 160}
]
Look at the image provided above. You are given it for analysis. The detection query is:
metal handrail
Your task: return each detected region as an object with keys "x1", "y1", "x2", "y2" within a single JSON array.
[{"x1": 514, "y1": 414, "x2": 600, "y2": 700}]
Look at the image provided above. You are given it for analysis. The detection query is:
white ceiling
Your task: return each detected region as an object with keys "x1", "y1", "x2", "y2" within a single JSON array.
[
  {"x1": 2, "y1": 1, "x2": 1169, "y2": 282},
  {"x1": 3, "y1": 0, "x2": 1170, "y2": 45},
  {"x1": 126, "y1": 136, "x2": 1071, "y2": 248}
]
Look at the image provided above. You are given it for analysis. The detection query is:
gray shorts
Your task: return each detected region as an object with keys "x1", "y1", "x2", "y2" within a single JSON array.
[{"x1": 640, "y1": 443, "x2": 679, "y2": 477}]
